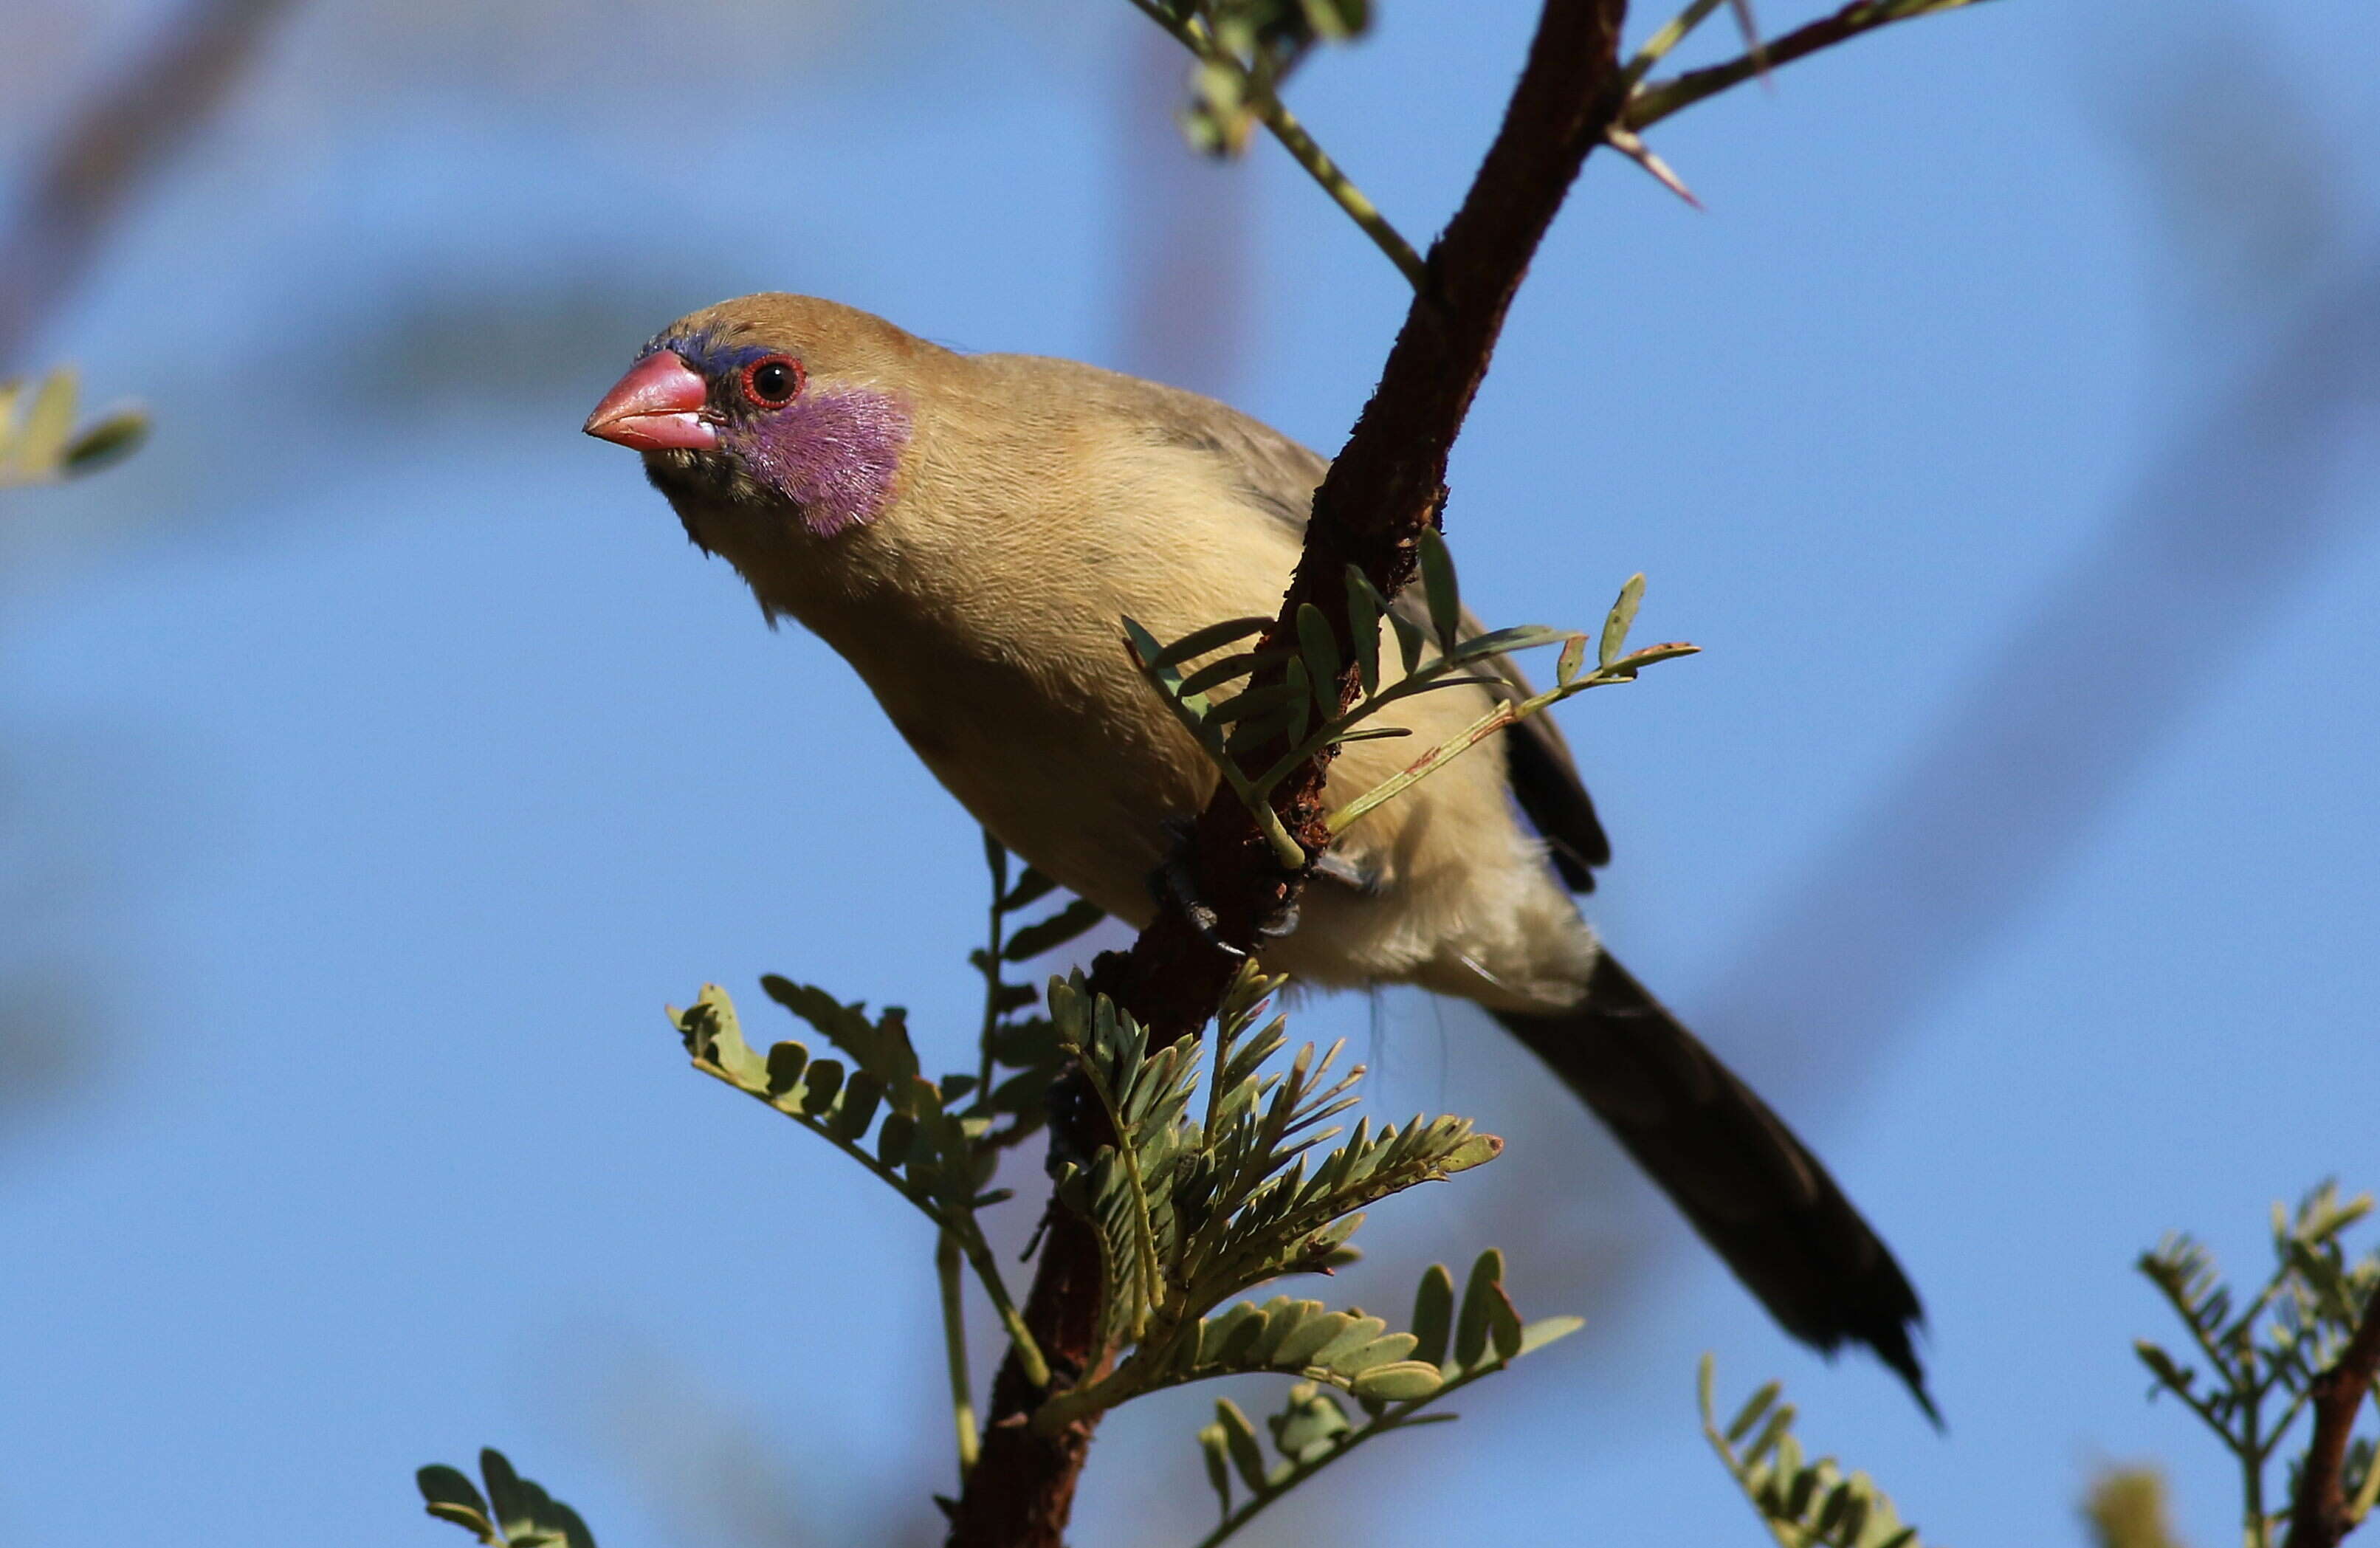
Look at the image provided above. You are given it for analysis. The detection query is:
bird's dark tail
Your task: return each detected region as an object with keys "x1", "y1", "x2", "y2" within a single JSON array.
[{"x1": 1492, "y1": 953, "x2": 1936, "y2": 1420}]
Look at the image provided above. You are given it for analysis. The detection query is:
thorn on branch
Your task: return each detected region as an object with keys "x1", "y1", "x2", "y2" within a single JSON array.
[
  {"x1": 1725, "y1": 0, "x2": 1773, "y2": 85},
  {"x1": 1606, "y1": 128, "x2": 1704, "y2": 210}
]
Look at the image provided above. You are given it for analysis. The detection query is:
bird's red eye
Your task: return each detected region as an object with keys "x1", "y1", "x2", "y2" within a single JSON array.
[{"x1": 740, "y1": 355, "x2": 804, "y2": 407}]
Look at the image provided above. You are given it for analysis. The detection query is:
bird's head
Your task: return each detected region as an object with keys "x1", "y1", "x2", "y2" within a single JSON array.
[{"x1": 584, "y1": 294, "x2": 929, "y2": 543}]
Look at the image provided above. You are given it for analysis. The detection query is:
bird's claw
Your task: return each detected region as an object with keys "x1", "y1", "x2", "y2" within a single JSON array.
[
  {"x1": 1146, "y1": 817, "x2": 1348, "y2": 948},
  {"x1": 1147, "y1": 816, "x2": 1250, "y2": 957},
  {"x1": 1309, "y1": 850, "x2": 1379, "y2": 895}
]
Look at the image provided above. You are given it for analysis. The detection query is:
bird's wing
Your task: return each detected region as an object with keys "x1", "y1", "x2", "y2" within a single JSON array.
[
  {"x1": 1110, "y1": 372, "x2": 1611, "y2": 892},
  {"x1": 1470, "y1": 644, "x2": 1610, "y2": 890}
]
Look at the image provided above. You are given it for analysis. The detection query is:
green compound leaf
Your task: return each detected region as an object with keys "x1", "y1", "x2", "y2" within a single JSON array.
[
  {"x1": 416, "y1": 1450, "x2": 595, "y2": 1548},
  {"x1": 0, "y1": 369, "x2": 77, "y2": 481},
  {"x1": 1001, "y1": 897, "x2": 1107, "y2": 963},
  {"x1": 1217, "y1": 1397, "x2": 1269, "y2": 1493},
  {"x1": 1409, "y1": 1263, "x2": 1456, "y2": 1369},
  {"x1": 1199, "y1": 1421, "x2": 1235, "y2": 1518},
  {"x1": 1453, "y1": 1248, "x2": 1507, "y2": 1371},
  {"x1": 799, "y1": 1057, "x2": 845, "y2": 1115},
  {"x1": 0, "y1": 367, "x2": 148, "y2": 486},
  {"x1": 63, "y1": 410, "x2": 148, "y2": 472},
  {"x1": 998, "y1": 866, "x2": 1059, "y2": 912},
  {"x1": 1166, "y1": 1251, "x2": 1578, "y2": 1548},
  {"x1": 1600, "y1": 571, "x2": 1645, "y2": 668},
  {"x1": 1269, "y1": 1380, "x2": 1353, "y2": 1460},
  {"x1": 1726, "y1": 1380, "x2": 1783, "y2": 1444},
  {"x1": 1344, "y1": 565, "x2": 1383, "y2": 695},
  {"x1": 1296, "y1": 602, "x2": 1342, "y2": 713},
  {"x1": 1028, "y1": 966, "x2": 1551, "y2": 1446},
  {"x1": 1309, "y1": 1315, "x2": 1394, "y2": 1370},
  {"x1": 1700, "y1": 1358, "x2": 1933, "y2": 1548},
  {"x1": 675, "y1": 974, "x2": 1052, "y2": 1393},
  {"x1": 764, "y1": 1041, "x2": 808, "y2": 1097},
  {"x1": 1178, "y1": 650, "x2": 1282, "y2": 699},
  {"x1": 1385, "y1": 594, "x2": 1430, "y2": 676},
  {"x1": 416, "y1": 1466, "x2": 497, "y2": 1544},
  {"x1": 1149, "y1": 615, "x2": 1275, "y2": 670},
  {"x1": 832, "y1": 1070, "x2": 884, "y2": 1140},
  {"x1": 1417, "y1": 526, "x2": 1461, "y2": 647},
  {"x1": 2121, "y1": 1177, "x2": 2380, "y2": 1548},
  {"x1": 1269, "y1": 1309, "x2": 1356, "y2": 1369},
  {"x1": 1350, "y1": 1360, "x2": 1443, "y2": 1401},
  {"x1": 1556, "y1": 632, "x2": 1588, "y2": 685}
]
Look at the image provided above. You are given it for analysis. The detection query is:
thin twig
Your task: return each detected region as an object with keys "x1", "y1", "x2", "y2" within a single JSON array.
[
  {"x1": 952, "y1": 1222, "x2": 1053, "y2": 1392},
  {"x1": 1623, "y1": 0, "x2": 1994, "y2": 131},
  {"x1": 1124, "y1": 0, "x2": 1427, "y2": 289},
  {"x1": 2246, "y1": 1346, "x2": 2273, "y2": 1548},
  {"x1": 1245, "y1": 97, "x2": 1427, "y2": 289},
  {"x1": 2286, "y1": 1288, "x2": 2380, "y2": 1548},
  {"x1": 937, "y1": 1230, "x2": 982, "y2": 1482}
]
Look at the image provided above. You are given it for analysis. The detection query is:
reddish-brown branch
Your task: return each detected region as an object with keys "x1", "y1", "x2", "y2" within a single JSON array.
[
  {"x1": 943, "y1": 1, "x2": 1630, "y2": 1543},
  {"x1": 2286, "y1": 1290, "x2": 2380, "y2": 1548},
  {"x1": 1106, "y1": 0, "x2": 1634, "y2": 1044},
  {"x1": 943, "y1": 1208, "x2": 1107, "y2": 1545}
]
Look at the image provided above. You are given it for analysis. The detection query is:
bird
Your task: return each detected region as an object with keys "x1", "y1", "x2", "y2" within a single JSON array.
[{"x1": 585, "y1": 292, "x2": 1933, "y2": 1414}]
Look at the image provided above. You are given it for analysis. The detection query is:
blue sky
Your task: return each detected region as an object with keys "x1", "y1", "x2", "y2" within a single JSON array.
[{"x1": 2, "y1": 1, "x2": 2377, "y2": 1544}]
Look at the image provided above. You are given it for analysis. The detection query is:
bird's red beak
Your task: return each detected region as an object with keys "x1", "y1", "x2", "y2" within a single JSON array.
[{"x1": 584, "y1": 351, "x2": 718, "y2": 452}]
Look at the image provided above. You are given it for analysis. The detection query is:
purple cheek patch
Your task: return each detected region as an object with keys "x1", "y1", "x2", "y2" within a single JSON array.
[{"x1": 730, "y1": 388, "x2": 913, "y2": 539}]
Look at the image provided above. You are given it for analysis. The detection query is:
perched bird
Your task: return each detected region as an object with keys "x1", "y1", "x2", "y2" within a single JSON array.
[{"x1": 587, "y1": 293, "x2": 1933, "y2": 1412}]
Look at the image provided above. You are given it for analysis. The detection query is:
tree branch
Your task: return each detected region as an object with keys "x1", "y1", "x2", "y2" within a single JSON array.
[
  {"x1": 2286, "y1": 1288, "x2": 2380, "y2": 1548},
  {"x1": 943, "y1": 1, "x2": 1632, "y2": 1542},
  {"x1": 1108, "y1": 0, "x2": 1634, "y2": 1042}
]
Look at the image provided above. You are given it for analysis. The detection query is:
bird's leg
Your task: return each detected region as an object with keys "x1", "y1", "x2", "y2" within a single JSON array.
[
  {"x1": 1148, "y1": 815, "x2": 1253, "y2": 956},
  {"x1": 1148, "y1": 819, "x2": 1381, "y2": 948},
  {"x1": 1267, "y1": 850, "x2": 1381, "y2": 939}
]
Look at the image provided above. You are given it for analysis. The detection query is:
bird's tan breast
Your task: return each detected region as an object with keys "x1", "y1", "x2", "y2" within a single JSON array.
[
  {"x1": 687, "y1": 368, "x2": 1595, "y2": 1010},
  {"x1": 715, "y1": 416, "x2": 1299, "y2": 921}
]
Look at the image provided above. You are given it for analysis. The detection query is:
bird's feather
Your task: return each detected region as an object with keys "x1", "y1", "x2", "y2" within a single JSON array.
[
  {"x1": 1030, "y1": 354, "x2": 1614, "y2": 893},
  {"x1": 592, "y1": 295, "x2": 1931, "y2": 1414}
]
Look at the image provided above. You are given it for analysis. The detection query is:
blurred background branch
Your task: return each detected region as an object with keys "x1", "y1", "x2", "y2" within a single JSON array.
[
  {"x1": 1696, "y1": 27, "x2": 2380, "y2": 1114},
  {"x1": 0, "y1": 0, "x2": 302, "y2": 368},
  {"x1": 1700, "y1": 247, "x2": 2380, "y2": 1090}
]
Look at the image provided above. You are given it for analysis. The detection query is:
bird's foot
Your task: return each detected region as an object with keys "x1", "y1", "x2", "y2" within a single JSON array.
[
  {"x1": 1146, "y1": 819, "x2": 1371, "y2": 948},
  {"x1": 1148, "y1": 816, "x2": 1250, "y2": 957},
  {"x1": 1307, "y1": 850, "x2": 1378, "y2": 895}
]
